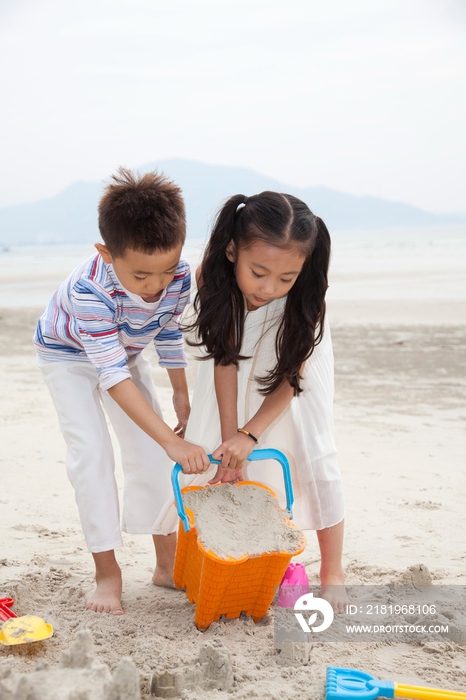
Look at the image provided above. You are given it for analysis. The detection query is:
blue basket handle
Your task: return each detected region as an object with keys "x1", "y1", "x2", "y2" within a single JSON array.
[{"x1": 171, "y1": 448, "x2": 294, "y2": 532}]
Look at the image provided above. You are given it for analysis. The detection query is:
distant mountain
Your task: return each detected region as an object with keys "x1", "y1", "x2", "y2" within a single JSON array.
[
  {"x1": 1, "y1": 158, "x2": 464, "y2": 246},
  {"x1": 0, "y1": 181, "x2": 102, "y2": 246}
]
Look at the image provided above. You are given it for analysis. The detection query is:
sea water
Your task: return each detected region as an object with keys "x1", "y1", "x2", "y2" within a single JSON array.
[
  {"x1": 0, "y1": 224, "x2": 465, "y2": 308},
  {"x1": 328, "y1": 223, "x2": 466, "y2": 302}
]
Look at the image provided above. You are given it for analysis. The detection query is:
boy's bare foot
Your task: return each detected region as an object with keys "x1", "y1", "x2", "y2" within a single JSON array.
[
  {"x1": 87, "y1": 550, "x2": 124, "y2": 615},
  {"x1": 320, "y1": 570, "x2": 350, "y2": 613},
  {"x1": 152, "y1": 533, "x2": 176, "y2": 589}
]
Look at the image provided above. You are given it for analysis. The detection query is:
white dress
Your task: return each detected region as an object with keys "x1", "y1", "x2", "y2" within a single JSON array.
[{"x1": 153, "y1": 297, "x2": 345, "y2": 534}]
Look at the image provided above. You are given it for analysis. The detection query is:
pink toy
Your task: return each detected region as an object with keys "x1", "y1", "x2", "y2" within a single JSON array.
[{"x1": 276, "y1": 562, "x2": 310, "y2": 608}]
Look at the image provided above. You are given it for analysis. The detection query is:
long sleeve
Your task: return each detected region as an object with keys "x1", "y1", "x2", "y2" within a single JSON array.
[
  {"x1": 69, "y1": 278, "x2": 131, "y2": 390},
  {"x1": 154, "y1": 264, "x2": 191, "y2": 369}
]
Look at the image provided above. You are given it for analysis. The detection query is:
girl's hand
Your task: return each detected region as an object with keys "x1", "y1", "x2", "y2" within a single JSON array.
[
  {"x1": 211, "y1": 432, "x2": 255, "y2": 476},
  {"x1": 172, "y1": 392, "x2": 190, "y2": 437},
  {"x1": 209, "y1": 465, "x2": 244, "y2": 484}
]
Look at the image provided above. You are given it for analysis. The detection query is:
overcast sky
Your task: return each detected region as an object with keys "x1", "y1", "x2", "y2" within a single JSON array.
[{"x1": 1, "y1": 0, "x2": 465, "y2": 212}]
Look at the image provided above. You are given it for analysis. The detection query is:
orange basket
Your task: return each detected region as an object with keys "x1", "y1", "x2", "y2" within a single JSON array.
[{"x1": 171, "y1": 449, "x2": 306, "y2": 630}]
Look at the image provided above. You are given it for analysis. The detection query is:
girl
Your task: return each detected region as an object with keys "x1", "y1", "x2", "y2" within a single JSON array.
[{"x1": 155, "y1": 191, "x2": 347, "y2": 609}]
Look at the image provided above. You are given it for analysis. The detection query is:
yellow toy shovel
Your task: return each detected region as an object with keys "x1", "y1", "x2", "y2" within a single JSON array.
[
  {"x1": 0, "y1": 597, "x2": 53, "y2": 645},
  {"x1": 326, "y1": 667, "x2": 466, "y2": 700}
]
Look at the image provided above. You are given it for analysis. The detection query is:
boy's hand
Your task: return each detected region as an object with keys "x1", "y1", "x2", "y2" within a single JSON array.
[
  {"x1": 165, "y1": 438, "x2": 211, "y2": 475},
  {"x1": 172, "y1": 392, "x2": 190, "y2": 438},
  {"x1": 210, "y1": 432, "x2": 253, "y2": 482}
]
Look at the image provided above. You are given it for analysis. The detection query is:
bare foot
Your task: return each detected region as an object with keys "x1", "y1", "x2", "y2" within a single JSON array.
[
  {"x1": 152, "y1": 567, "x2": 175, "y2": 589},
  {"x1": 320, "y1": 570, "x2": 350, "y2": 613},
  {"x1": 87, "y1": 550, "x2": 124, "y2": 615}
]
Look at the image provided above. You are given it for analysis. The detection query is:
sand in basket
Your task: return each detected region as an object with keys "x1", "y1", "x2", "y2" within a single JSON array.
[{"x1": 174, "y1": 482, "x2": 305, "y2": 630}]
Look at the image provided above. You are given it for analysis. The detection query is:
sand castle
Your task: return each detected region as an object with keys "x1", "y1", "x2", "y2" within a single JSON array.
[{"x1": 0, "y1": 630, "x2": 140, "y2": 700}]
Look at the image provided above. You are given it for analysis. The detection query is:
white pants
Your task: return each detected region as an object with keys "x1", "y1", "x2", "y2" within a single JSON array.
[{"x1": 40, "y1": 353, "x2": 175, "y2": 553}]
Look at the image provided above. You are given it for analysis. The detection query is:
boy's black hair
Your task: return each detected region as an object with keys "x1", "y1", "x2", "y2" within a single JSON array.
[
  {"x1": 98, "y1": 167, "x2": 186, "y2": 257},
  {"x1": 187, "y1": 191, "x2": 331, "y2": 396}
]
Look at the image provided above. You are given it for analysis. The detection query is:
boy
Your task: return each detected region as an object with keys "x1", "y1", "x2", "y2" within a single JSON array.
[{"x1": 34, "y1": 168, "x2": 210, "y2": 615}]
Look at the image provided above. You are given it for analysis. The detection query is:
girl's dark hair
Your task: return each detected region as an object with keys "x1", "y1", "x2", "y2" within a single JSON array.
[{"x1": 189, "y1": 191, "x2": 331, "y2": 396}]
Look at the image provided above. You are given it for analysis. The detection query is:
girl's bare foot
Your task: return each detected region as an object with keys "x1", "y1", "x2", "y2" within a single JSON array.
[
  {"x1": 87, "y1": 550, "x2": 124, "y2": 615},
  {"x1": 320, "y1": 570, "x2": 350, "y2": 613},
  {"x1": 152, "y1": 533, "x2": 176, "y2": 589},
  {"x1": 152, "y1": 567, "x2": 175, "y2": 588},
  {"x1": 317, "y1": 521, "x2": 349, "y2": 612}
]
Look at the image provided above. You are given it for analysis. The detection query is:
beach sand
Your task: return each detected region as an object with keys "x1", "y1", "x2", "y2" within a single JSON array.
[{"x1": 1, "y1": 297, "x2": 465, "y2": 698}]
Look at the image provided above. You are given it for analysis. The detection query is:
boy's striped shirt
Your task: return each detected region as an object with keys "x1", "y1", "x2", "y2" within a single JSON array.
[{"x1": 34, "y1": 254, "x2": 190, "y2": 391}]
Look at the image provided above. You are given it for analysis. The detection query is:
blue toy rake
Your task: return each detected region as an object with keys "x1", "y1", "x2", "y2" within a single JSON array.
[{"x1": 326, "y1": 667, "x2": 466, "y2": 700}]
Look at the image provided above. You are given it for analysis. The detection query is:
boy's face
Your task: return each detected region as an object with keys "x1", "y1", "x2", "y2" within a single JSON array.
[{"x1": 95, "y1": 243, "x2": 183, "y2": 302}]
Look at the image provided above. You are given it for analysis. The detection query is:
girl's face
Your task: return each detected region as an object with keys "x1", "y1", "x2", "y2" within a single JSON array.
[{"x1": 226, "y1": 240, "x2": 306, "y2": 311}]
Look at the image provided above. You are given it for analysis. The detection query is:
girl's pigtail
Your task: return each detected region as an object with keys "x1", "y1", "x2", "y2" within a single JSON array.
[
  {"x1": 187, "y1": 194, "x2": 250, "y2": 365},
  {"x1": 304, "y1": 216, "x2": 331, "y2": 345},
  {"x1": 257, "y1": 215, "x2": 331, "y2": 396}
]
